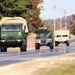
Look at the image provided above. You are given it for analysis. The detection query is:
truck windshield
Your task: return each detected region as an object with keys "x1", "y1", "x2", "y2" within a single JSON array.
[
  {"x1": 36, "y1": 36, "x2": 41, "y2": 39},
  {"x1": 56, "y1": 35, "x2": 61, "y2": 37},
  {"x1": 1, "y1": 23, "x2": 22, "y2": 31},
  {"x1": 62, "y1": 35, "x2": 68, "y2": 37}
]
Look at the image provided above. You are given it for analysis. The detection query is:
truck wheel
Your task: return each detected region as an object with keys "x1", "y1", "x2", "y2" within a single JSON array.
[
  {"x1": 66, "y1": 43, "x2": 69, "y2": 46},
  {"x1": 35, "y1": 44, "x2": 40, "y2": 50},
  {"x1": 4, "y1": 47, "x2": 7, "y2": 52},
  {"x1": 55, "y1": 42, "x2": 58, "y2": 46},
  {"x1": 1, "y1": 47, "x2": 7, "y2": 52},
  {"x1": 50, "y1": 44, "x2": 53, "y2": 49},
  {"x1": 20, "y1": 43, "x2": 27, "y2": 52}
]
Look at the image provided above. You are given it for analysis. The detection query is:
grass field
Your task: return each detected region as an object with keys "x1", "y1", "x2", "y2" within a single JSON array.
[{"x1": 43, "y1": 62, "x2": 75, "y2": 75}]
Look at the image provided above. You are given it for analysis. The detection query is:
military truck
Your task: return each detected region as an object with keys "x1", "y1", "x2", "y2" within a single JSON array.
[
  {"x1": 0, "y1": 17, "x2": 28, "y2": 52},
  {"x1": 54, "y1": 29, "x2": 70, "y2": 46},
  {"x1": 35, "y1": 29, "x2": 54, "y2": 50}
]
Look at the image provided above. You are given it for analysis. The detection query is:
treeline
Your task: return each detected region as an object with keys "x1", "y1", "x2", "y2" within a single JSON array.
[
  {"x1": 69, "y1": 14, "x2": 75, "y2": 35},
  {"x1": 0, "y1": 0, "x2": 44, "y2": 32}
]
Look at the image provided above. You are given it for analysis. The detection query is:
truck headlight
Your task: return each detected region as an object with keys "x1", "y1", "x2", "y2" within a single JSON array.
[
  {"x1": 18, "y1": 38, "x2": 22, "y2": 42},
  {"x1": 18, "y1": 40, "x2": 22, "y2": 42},
  {"x1": 18, "y1": 32, "x2": 21, "y2": 36},
  {"x1": 1, "y1": 40, "x2": 5, "y2": 42}
]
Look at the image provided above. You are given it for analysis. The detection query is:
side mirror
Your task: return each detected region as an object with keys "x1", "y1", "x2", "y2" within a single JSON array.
[{"x1": 24, "y1": 26, "x2": 26, "y2": 30}]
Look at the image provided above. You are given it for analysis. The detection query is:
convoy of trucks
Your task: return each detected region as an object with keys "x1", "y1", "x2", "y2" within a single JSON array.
[
  {"x1": 0, "y1": 17, "x2": 70, "y2": 52},
  {"x1": 0, "y1": 17, "x2": 28, "y2": 52}
]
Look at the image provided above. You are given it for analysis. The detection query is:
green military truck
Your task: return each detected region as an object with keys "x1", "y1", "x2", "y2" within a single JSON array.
[
  {"x1": 35, "y1": 28, "x2": 54, "y2": 51},
  {"x1": 0, "y1": 17, "x2": 28, "y2": 52}
]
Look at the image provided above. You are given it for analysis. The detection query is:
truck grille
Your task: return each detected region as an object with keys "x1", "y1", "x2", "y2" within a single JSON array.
[
  {"x1": 6, "y1": 36, "x2": 16, "y2": 41},
  {"x1": 41, "y1": 40, "x2": 46, "y2": 43}
]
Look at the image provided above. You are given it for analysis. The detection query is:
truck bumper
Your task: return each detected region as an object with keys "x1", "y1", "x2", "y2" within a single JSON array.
[{"x1": 0, "y1": 41, "x2": 22, "y2": 47}]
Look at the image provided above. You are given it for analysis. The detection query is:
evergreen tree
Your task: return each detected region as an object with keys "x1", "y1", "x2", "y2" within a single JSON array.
[{"x1": 0, "y1": 0, "x2": 44, "y2": 32}]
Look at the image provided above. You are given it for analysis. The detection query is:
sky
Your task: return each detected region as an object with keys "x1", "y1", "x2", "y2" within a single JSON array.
[{"x1": 39, "y1": 0, "x2": 75, "y2": 20}]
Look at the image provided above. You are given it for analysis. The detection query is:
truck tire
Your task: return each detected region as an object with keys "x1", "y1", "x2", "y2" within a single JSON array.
[
  {"x1": 20, "y1": 43, "x2": 27, "y2": 52},
  {"x1": 35, "y1": 43, "x2": 40, "y2": 50},
  {"x1": 4, "y1": 47, "x2": 7, "y2": 52},
  {"x1": 66, "y1": 43, "x2": 69, "y2": 46},
  {"x1": 50, "y1": 44, "x2": 53, "y2": 49},
  {"x1": 1, "y1": 47, "x2": 7, "y2": 52},
  {"x1": 55, "y1": 42, "x2": 58, "y2": 46}
]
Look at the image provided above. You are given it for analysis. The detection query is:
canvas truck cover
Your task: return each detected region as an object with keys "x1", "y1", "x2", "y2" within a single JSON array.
[
  {"x1": 0, "y1": 17, "x2": 28, "y2": 33},
  {"x1": 54, "y1": 29, "x2": 70, "y2": 41},
  {"x1": 55, "y1": 30, "x2": 69, "y2": 35}
]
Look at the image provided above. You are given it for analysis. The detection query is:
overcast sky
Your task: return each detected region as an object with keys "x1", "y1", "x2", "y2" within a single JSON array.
[{"x1": 40, "y1": 0, "x2": 75, "y2": 20}]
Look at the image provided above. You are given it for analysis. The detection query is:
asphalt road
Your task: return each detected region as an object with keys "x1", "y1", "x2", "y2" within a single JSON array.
[{"x1": 0, "y1": 40, "x2": 75, "y2": 67}]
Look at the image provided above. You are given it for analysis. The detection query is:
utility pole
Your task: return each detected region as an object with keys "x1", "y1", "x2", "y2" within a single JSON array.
[
  {"x1": 53, "y1": 5, "x2": 56, "y2": 49},
  {"x1": 59, "y1": 9, "x2": 62, "y2": 29},
  {"x1": 64, "y1": 9, "x2": 67, "y2": 30}
]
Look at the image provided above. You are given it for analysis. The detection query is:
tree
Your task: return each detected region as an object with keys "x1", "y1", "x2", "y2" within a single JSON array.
[
  {"x1": 70, "y1": 22, "x2": 75, "y2": 35},
  {"x1": 69, "y1": 14, "x2": 75, "y2": 35},
  {"x1": 0, "y1": 0, "x2": 44, "y2": 32},
  {"x1": 55, "y1": 22, "x2": 60, "y2": 30},
  {"x1": 72, "y1": 14, "x2": 75, "y2": 20},
  {"x1": 29, "y1": 0, "x2": 44, "y2": 32},
  {"x1": 46, "y1": 24, "x2": 54, "y2": 34}
]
